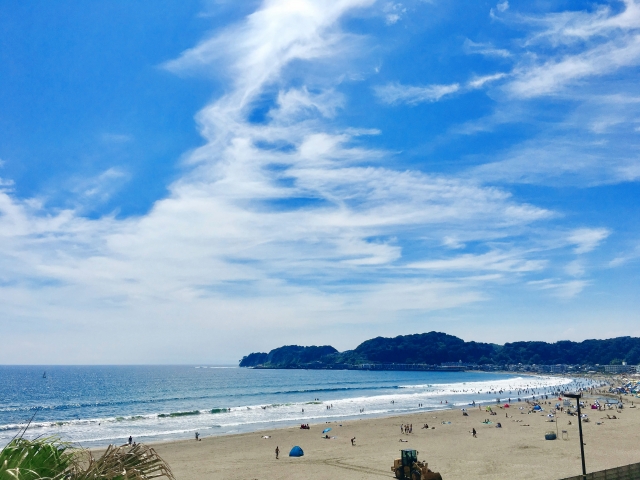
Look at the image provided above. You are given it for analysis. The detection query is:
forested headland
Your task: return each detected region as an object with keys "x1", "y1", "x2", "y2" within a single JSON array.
[{"x1": 239, "y1": 331, "x2": 640, "y2": 369}]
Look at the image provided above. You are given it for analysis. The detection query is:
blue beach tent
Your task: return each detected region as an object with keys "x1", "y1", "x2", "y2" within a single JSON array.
[{"x1": 289, "y1": 446, "x2": 304, "y2": 457}]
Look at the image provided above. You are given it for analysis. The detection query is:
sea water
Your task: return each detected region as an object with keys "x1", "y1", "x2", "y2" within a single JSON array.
[{"x1": 0, "y1": 366, "x2": 598, "y2": 448}]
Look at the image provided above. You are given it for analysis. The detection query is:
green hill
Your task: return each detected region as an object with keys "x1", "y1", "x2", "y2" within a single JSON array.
[{"x1": 239, "y1": 332, "x2": 640, "y2": 368}]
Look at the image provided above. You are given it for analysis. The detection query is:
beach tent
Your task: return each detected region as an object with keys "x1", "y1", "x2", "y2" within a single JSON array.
[
  {"x1": 533, "y1": 405, "x2": 542, "y2": 411},
  {"x1": 503, "y1": 404, "x2": 510, "y2": 408},
  {"x1": 289, "y1": 446, "x2": 304, "y2": 457}
]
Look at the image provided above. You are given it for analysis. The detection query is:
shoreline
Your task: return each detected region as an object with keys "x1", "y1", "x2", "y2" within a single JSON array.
[
  {"x1": 1, "y1": 370, "x2": 602, "y2": 451},
  {"x1": 133, "y1": 386, "x2": 639, "y2": 480},
  {"x1": 35, "y1": 371, "x2": 597, "y2": 449},
  {"x1": 108, "y1": 372, "x2": 608, "y2": 449}
]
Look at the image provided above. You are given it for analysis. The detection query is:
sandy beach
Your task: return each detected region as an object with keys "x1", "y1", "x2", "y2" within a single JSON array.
[{"x1": 140, "y1": 389, "x2": 640, "y2": 480}]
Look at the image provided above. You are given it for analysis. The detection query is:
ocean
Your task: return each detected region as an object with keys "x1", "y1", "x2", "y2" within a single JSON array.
[{"x1": 0, "y1": 366, "x2": 597, "y2": 448}]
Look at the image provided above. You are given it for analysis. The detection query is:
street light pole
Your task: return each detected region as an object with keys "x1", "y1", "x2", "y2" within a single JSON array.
[{"x1": 565, "y1": 393, "x2": 586, "y2": 479}]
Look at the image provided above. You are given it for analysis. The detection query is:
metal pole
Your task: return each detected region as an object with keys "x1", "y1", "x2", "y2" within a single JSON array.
[{"x1": 576, "y1": 397, "x2": 586, "y2": 480}]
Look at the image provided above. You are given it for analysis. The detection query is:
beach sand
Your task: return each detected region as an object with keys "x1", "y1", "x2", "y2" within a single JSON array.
[{"x1": 143, "y1": 393, "x2": 640, "y2": 480}]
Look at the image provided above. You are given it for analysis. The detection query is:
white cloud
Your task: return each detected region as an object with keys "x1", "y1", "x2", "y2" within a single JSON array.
[
  {"x1": 528, "y1": 278, "x2": 589, "y2": 298},
  {"x1": 564, "y1": 259, "x2": 585, "y2": 277},
  {"x1": 468, "y1": 72, "x2": 507, "y2": 89},
  {"x1": 407, "y1": 250, "x2": 546, "y2": 273},
  {"x1": 567, "y1": 228, "x2": 610, "y2": 254},
  {"x1": 505, "y1": 1, "x2": 640, "y2": 98},
  {"x1": 609, "y1": 244, "x2": 640, "y2": 267},
  {"x1": 470, "y1": 137, "x2": 640, "y2": 186},
  {"x1": 386, "y1": 14, "x2": 400, "y2": 24},
  {"x1": 463, "y1": 39, "x2": 512, "y2": 58},
  {"x1": 507, "y1": 35, "x2": 640, "y2": 98},
  {"x1": 0, "y1": 177, "x2": 14, "y2": 189},
  {"x1": 82, "y1": 168, "x2": 129, "y2": 197},
  {"x1": 442, "y1": 236, "x2": 465, "y2": 249},
  {"x1": 376, "y1": 73, "x2": 506, "y2": 108},
  {"x1": 383, "y1": 2, "x2": 406, "y2": 25},
  {"x1": 374, "y1": 82, "x2": 460, "y2": 105},
  {"x1": 496, "y1": 1, "x2": 509, "y2": 13},
  {"x1": 275, "y1": 87, "x2": 344, "y2": 119}
]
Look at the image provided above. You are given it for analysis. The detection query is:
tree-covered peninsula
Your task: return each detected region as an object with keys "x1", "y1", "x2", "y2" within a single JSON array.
[{"x1": 239, "y1": 331, "x2": 640, "y2": 369}]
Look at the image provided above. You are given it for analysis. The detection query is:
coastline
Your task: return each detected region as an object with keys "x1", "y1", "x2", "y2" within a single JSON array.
[
  {"x1": 5, "y1": 369, "x2": 581, "y2": 449},
  {"x1": 133, "y1": 387, "x2": 640, "y2": 480},
  {"x1": 86, "y1": 374, "x2": 638, "y2": 480}
]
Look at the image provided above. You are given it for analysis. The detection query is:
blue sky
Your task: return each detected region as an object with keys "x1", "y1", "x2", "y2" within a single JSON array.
[{"x1": 1, "y1": 0, "x2": 639, "y2": 364}]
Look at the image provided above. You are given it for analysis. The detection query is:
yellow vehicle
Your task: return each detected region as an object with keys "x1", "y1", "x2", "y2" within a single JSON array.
[{"x1": 391, "y1": 449, "x2": 442, "y2": 480}]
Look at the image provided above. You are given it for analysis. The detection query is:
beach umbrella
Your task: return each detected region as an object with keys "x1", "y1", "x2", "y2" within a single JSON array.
[
  {"x1": 322, "y1": 428, "x2": 332, "y2": 434},
  {"x1": 289, "y1": 446, "x2": 304, "y2": 457},
  {"x1": 503, "y1": 404, "x2": 510, "y2": 408}
]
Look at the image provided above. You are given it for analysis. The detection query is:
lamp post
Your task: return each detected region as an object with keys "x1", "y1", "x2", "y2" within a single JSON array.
[{"x1": 565, "y1": 392, "x2": 586, "y2": 479}]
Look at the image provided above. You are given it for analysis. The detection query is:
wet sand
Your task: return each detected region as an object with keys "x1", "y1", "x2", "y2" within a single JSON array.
[{"x1": 145, "y1": 392, "x2": 640, "y2": 479}]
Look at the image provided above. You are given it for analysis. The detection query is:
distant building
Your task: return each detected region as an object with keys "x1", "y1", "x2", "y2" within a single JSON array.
[
  {"x1": 441, "y1": 361, "x2": 475, "y2": 368},
  {"x1": 601, "y1": 364, "x2": 634, "y2": 374},
  {"x1": 549, "y1": 364, "x2": 568, "y2": 373}
]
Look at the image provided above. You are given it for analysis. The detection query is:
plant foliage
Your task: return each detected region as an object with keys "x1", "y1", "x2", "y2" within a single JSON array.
[{"x1": 0, "y1": 438, "x2": 175, "y2": 480}]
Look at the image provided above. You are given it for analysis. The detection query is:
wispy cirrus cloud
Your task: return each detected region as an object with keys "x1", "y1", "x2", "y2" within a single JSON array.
[
  {"x1": 374, "y1": 82, "x2": 460, "y2": 105},
  {"x1": 609, "y1": 243, "x2": 640, "y2": 267},
  {"x1": 568, "y1": 228, "x2": 610, "y2": 254},
  {"x1": 502, "y1": 0, "x2": 640, "y2": 98},
  {"x1": 528, "y1": 278, "x2": 589, "y2": 298},
  {"x1": 72, "y1": 168, "x2": 130, "y2": 203},
  {"x1": 374, "y1": 72, "x2": 507, "y2": 106},
  {"x1": 463, "y1": 39, "x2": 512, "y2": 58},
  {"x1": 507, "y1": 35, "x2": 640, "y2": 98},
  {"x1": 383, "y1": 2, "x2": 406, "y2": 25},
  {"x1": 407, "y1": 250, "x2": 547, "y2": 273},
  {"x1": 470, "y1": 137, "x2": 640, "y2": 186},
  {"x1": 468, "y1": 72, "x2": 508, "y2": 89}
]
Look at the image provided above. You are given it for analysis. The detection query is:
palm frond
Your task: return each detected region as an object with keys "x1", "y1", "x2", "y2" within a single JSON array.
[
  {"x1": 1, "y1": 439, "x2": 174, "y2": 480},
  {"x1": 73, "y1": 444, "x2": 175, "y2": 480},
  {"x1": 0, "y1": 437, "x2": 75, "y2": 480}
]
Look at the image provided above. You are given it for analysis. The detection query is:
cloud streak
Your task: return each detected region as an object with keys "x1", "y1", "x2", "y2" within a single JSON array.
[{"x1": 374, "y1": 82, "x2": 461, "y2": 105}]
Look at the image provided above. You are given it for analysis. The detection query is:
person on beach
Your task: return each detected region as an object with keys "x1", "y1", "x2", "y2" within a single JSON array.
[
  {"x1": 275, "y1": 446, "x2": 279, "y2": 459},
  {"x1": 128, "y1": 436, "x2": 132, "y2": 446},
  {"x1": 472, "y1": 428, "x2": 477, "y2": 438},
  {"x1": 195, "y1": 432, "x2": 199, "y2": 441},
  {"x1": 351, "y1": 437, "x2": 356, "y2": 446}
]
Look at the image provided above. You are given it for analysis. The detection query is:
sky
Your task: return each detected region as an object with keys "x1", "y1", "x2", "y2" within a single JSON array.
[{"x1": 1, "y1": 0, "x2": 639, "y2": 364}]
